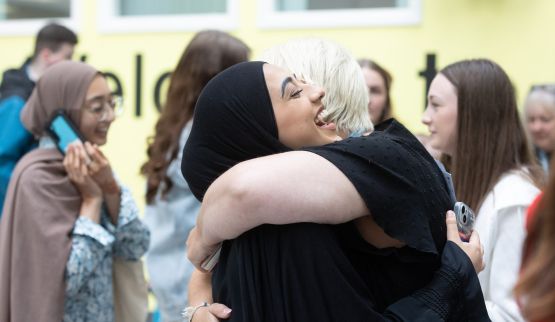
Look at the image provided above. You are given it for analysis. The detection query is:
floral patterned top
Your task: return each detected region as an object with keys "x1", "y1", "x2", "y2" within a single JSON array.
[{"x1": 63, "y1": 184, "x2": 150, "y2": 322}]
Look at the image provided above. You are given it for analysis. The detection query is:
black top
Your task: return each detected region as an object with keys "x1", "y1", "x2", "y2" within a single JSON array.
[
  {"x1": 212, "y1": 119, "x2": 489, "y2": 321},
  {"x1": 306, "y1": 119, "x2": 449, "y2": 256},
  {"x1": 182, "y1": 61, "x2": 489, "y2": 321},
  {"x1": 0, "y1": 59, "x2": 35, "y2": 101}
]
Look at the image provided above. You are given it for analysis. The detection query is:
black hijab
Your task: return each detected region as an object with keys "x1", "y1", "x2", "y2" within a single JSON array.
[{"x1": 182, "y1": 61, "x2": 289, "y2": 201}]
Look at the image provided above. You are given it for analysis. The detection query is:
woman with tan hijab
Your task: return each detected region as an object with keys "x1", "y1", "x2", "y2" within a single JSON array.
[{"x1": 0, "y1": 61, "x2": 150, "y2": 322}]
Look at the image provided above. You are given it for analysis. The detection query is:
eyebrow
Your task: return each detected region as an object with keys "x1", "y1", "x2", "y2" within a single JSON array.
[
  {"x1": 85, "y1": 93, "x2": 110, "y2": 101},
  {"x1": 281, "y1": 76, "x2": 293, "y2": 99}
]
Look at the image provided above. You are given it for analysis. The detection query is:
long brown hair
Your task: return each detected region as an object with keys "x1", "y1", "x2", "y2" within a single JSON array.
[
  {"x1": 515, "y1": 166, "x2": 555, "y2": 321},
  {"x1": 440, "y1": 59, "x2": 542, "y2": 211},
  {"x1": 358, "y1": 58, "x2": 393, "y2": 123},
  {"x1": 141, "y1": 30, "x2": 250, "y2": 204}
]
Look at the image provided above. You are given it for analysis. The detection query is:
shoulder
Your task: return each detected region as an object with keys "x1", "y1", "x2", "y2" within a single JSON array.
[
  {"x1": 0, "y1": 95, "x2": 25, "y2": 109},
  {"x1": 0, "y1": 67, "x2": 33, "y2": 100},
  {"x1": 489, "y1": 169, "x2": 540, "y2": 210},
  {"x1": 14, "y1": 149, "x2": 65, "y2": 189}
]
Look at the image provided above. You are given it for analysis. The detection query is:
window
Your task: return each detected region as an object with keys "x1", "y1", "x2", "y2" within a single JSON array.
[
  {"x1": 258, "y1": 0, "x2": 421, "y2": 29},
  {"x1": 0, "y1": 0, "x2": 79, "y2": 35},
  {"x1": 98, "y1": 0, "x2": 238, "y2": 33}
]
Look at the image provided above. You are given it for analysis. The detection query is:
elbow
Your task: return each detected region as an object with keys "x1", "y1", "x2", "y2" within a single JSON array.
[{"x1": 204, "y1": 163, "x2": 265, "y2": 211}]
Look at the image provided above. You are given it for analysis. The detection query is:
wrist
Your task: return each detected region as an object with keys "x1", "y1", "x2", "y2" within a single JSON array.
[
  {"x1": 182, "y1": 302, "x2": 210, "y2": 322},
  {"x1": 80, "y1": 198, "x2": 102, "y2": 223},
  {"x1": 82, "y1": 196, "x2": 102, "y2": 207},
  {"x1": 101, "y1": 179, "x2": 120, "y2": 195}
]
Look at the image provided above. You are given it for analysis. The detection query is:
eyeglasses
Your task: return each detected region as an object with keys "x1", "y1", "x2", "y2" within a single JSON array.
[{"x1": 83, "y1": 95, "x2": 124, "y2": 121}]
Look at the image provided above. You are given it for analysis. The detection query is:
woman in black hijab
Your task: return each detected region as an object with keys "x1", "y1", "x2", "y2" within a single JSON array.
[{"x1": 182, "y1": 61, "x2": 489, "y2": 321}]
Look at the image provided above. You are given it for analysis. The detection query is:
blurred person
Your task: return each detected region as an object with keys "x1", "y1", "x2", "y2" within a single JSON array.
[
  {"x1": 0, "y1": 22, "x2": 77, "y2": 215},
  {"x1": 0, "y1": 61, "x2": 149, "y2": 322},
  {"x1": 421, "y1": 58, "x2": 542, "y2": 322},
  {"x1": 140, "y1": 30, "x2": 249, "y2": 322},
  {"x1": 515, "y1": 169, "x2": 555, "y2": 321},
  {"x1": 524, "y1": 84, "x2": 555, "y2": 174},
  {"x1": 184, "y1": 50, "x2": 489, "y2": 321},
  {"x1": 358, "y1": 58, "x2": 393, "y2": 124}
]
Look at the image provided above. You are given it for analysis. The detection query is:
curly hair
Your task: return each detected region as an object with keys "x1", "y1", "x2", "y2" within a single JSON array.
[{"x1": 141, "y1": 30, "x2": 250, "y2": 203}]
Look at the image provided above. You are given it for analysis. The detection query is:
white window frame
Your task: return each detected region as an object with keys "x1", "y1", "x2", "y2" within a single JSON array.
[
  {"x1": 257, "y1": 0, "x2": 421, "y2": 29},
  {"x1": 97, "y1": 0, "x2": 238, "y2": 34},
  {"x1": 0, "y1": 0, "x2": 80, "y2": 36}
]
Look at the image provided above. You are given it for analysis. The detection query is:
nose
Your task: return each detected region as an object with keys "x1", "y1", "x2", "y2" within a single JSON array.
[
  {"x1": 308, "y1": 83, "x2": 325, "y2": 103},
  {"x1": 99, "y1": 105, "x2": 116, "y2": 123},
  {"x1": 421, "y1": 106, "x2": 432, "y2": 125}
]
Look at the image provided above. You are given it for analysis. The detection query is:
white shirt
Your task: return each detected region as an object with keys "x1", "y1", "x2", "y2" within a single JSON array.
[{"x1": 475, "y1": 169, "x2": 540, "y2": 322}]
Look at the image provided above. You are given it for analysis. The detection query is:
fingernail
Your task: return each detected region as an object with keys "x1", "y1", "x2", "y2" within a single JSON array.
[
  {"x1": 223, "y1": 308, "x2": 232, "y2": 314},
  {"x1": 447, "y1": 210, "x2": 455, "y2": 218}
]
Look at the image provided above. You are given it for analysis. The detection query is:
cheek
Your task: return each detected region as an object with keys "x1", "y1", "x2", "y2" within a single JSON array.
[
  {"x1": 79, "y1": 123, "x2": 95, "y2": 141},
  {"x1": 78, "y1": 116, "x2": 101, "y2": 143},
  {"x1": 375, "y1": 94, "x2": 387, "y2": 107}
]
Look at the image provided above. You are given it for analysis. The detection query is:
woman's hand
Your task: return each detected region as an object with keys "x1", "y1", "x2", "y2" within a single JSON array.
[
  {"x1": 187, "y1": 227, "x2": 222, "y2": 272},
  {"x1": 84, "y1": 142, "x2": 119, "y2": 195},
  {"x1": 192, "y1": 303, "x2": 232, "y2": 322},
  {"x1": 446, "y1": 210, "x2": 485, "y2": 273},
  {"x1": 64, "y1": 143, "x2": 103, "y2": 222},
  {"x1": 64, "y1": 143, "x2": 103, "y2": 201}
]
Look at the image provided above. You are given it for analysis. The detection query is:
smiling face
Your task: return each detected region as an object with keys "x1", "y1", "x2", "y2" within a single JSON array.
[
  {"x1": 421, "y1": 73, "x2": 459, "y2": 156},
  {"x1": 362, "y1": 67, "x2": 387, "y2": 124},
  {"x1": 79, "y1": 75, "x2": 115, "y2": 146},
  {"x1": 263, "y1": 63, "x2": 339, "y2": 149}
]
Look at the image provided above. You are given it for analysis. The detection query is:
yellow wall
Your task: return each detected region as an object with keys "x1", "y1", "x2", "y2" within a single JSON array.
[{"x1": 1, "y1": 0, "x2": 554, "y2": 209}]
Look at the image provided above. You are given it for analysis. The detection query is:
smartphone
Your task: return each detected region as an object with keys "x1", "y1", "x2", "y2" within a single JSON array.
[
  {"x1": 46, "y1": 110, "x2": 84, "y2": 155},
  {"x1": 453, "y1": 201, "x2": 475, "y2": 241},
  {"x1": 200, "y1": 247, "x2": 222, "y2": 272}
]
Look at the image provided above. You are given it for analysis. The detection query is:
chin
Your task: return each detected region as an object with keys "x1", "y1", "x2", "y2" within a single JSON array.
[{"x1": 91, "y1": 137, "x2": 107, "y2": 146}]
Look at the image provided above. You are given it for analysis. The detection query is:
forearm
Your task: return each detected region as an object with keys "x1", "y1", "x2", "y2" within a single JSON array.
[
  {"x1": 102, "y1": 179, "x2": 121, "y2": 224},
  {"x1": 66, "y1": 217, "x2": 114, "y2": 297},
  {"x1": 188, "y1": 269, "x2": 213, "y2": 305},
  {"x1": 111, "y1": 186, "x2": 150, "y2": 260},
  {"x1": 199, "y1": 151, "x2": 369, "y2": 246},
  {"x1": 79, "y1": 198, "x2": 102, "y2": 223},
  {"x1": 388, "y1": 242, "x2": 488, "y2": 321}
]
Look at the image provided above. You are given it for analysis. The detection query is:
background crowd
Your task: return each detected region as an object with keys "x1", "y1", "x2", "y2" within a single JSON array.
[{"x1": 1, "y1": 4, "x2": 555, "y2": 321}]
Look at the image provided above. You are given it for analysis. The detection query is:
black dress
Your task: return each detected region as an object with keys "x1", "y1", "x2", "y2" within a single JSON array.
[{"x1": 211, "y1": 120, "x2": 490, "y2": 321}]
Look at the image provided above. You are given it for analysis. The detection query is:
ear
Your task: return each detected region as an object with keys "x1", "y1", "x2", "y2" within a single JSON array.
[{"x1": 39, "y1": 47, "x2": 54, "y2": 63}]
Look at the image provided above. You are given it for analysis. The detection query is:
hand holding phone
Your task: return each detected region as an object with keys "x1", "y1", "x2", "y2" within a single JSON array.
[
  {"x1": 453, "y1": 201, "x2": 475, "y2": 242},
  {"x1": 47, "y1": 111, "x2": 83, "y2": 153}
]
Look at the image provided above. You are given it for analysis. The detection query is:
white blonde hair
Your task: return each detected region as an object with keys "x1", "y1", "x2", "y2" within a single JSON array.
[
  {"x1": 525, "y1": 85, "x2": 555, "y2": 112},
  {"x1": 259, "y1": 38, "x2": 373, "y2": 134}
]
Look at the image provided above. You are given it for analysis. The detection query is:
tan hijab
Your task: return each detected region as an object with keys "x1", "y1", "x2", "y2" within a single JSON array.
[{"x1": 0, "y1": 61, "x2": 98, "y2": 322}]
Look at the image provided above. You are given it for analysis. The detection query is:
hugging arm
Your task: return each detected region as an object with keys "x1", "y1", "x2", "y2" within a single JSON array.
[
  {"x1": 195, "y1": 150, "x2": 368, "y2": 248},
  {"x1": 188, "y1": 215, "x2": 489, "y2": 322}
]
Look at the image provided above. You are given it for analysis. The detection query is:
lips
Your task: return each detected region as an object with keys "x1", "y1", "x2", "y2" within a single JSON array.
[
  {"x1": 314, "y1": 107, "x2": 328, "y2": 127},
  {"x1": 313, "y1": 107, "x2": 338, "y2": 131}
]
